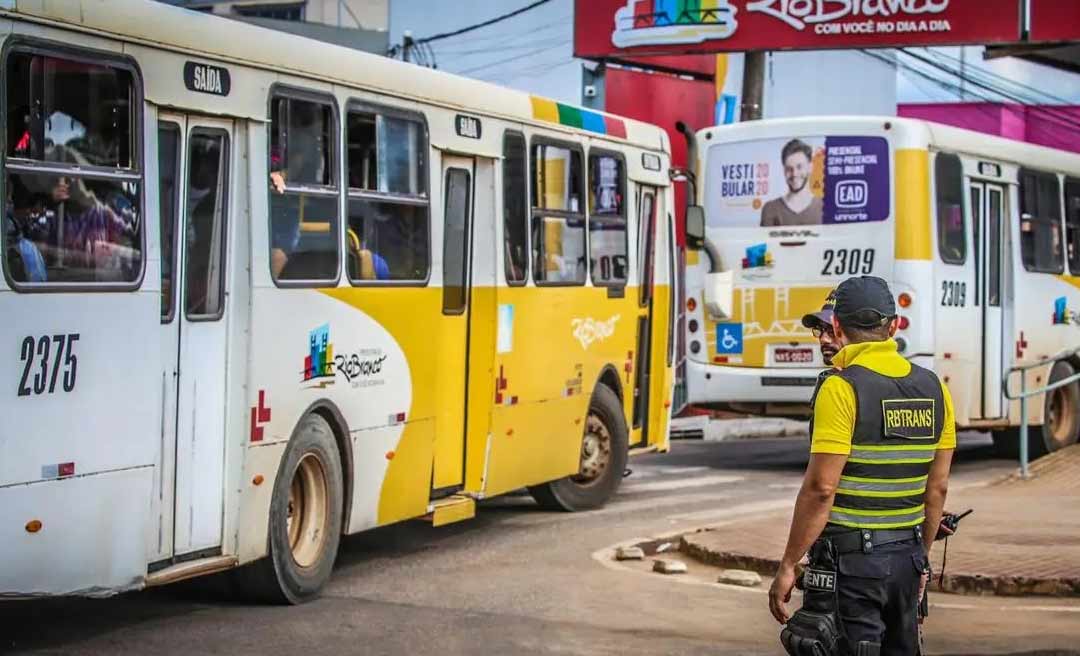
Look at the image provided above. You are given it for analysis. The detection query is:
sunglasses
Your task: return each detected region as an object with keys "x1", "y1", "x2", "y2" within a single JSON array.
[{"x1": 811, "y1": 325, "x2": 834, "y2": 339}]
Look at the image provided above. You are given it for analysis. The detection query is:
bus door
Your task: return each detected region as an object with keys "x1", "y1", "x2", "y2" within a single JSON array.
[
  {"x1": 433, "y1": 155, "x2": 477, "y2": 491},
  {"x1": 970, "y1": 180, "x2": 1007, "y2": 418},
  {"x1": 154, "y1": 113, "x2": 234, "y2": 562},
  {"x1": 632, "y1": 186, "x2": 660, "y2": 446}
]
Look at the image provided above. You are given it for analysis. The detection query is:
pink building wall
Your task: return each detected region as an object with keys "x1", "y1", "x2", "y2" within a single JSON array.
[{"x1": 898, "y1": 102, "x2": 1080, "y2": 155}]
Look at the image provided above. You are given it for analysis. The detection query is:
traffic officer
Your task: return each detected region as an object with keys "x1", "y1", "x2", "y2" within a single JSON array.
[
  {"x1": 769, "y1": 276, "x2": 957, "y2": 656},
  {"x1": 802, "y1": 288, "x2": 841, "y2": 368}
]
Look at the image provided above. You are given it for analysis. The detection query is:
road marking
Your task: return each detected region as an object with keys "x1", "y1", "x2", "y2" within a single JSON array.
[
  {"x1": 502, "y1": 492, "x2": 733, "y2": 527},
  {"x1": 932, "y1": 602, "x2": 1080, "y2": 613},
  {"x1": 623, "y1": 474, "x2": 744, "y2": 493},
  {"x1": 666, "y1": 498, "x2": 795, "y2": 523},
  {"x1": 628, "y1": 465, "x2": 713, "y2": 479}
]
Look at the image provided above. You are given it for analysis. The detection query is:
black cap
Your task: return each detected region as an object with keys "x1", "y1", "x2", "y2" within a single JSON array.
[
  {"x1": 834, "y1": 276, "x2": 896, "y2": 328},
  {"x1": 801, "y1": 288, "x2": 837, "y2": 329}
]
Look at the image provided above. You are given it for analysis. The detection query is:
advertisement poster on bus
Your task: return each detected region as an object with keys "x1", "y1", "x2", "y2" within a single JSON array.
[
  {"x1": 704, "y1": 135, "x2": 890, "y2": 228},
  {"x1": 574, "y1": 0, "x2": 1024, "y2": 58}
]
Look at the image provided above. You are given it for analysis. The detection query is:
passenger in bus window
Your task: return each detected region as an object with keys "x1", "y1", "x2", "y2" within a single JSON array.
[{"x1": 760, "y1": 139, "x2": 823, "y2": 227}]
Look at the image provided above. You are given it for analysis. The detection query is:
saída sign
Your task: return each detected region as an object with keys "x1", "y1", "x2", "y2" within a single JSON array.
[{"x1": 574, "y1": 0, "x2": 1023, "y2": 57}]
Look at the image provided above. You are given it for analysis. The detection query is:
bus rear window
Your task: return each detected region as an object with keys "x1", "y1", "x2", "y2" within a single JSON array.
[{"x1": 704, "y1": 135, "x2": 890, "y2": 228}]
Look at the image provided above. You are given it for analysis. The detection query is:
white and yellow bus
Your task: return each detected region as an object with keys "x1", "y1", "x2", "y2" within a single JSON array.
[
  {"x1": 0, "y1": 0, "x2": 678, "y2": 601},
  {"x1": 683, "y1": 116, "x2": 1080, "y2": 457}
]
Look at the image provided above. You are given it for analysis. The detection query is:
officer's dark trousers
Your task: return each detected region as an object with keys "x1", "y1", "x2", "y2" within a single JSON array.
[{"x1": 835, "y1": 539, "x2": 926, "y2": 655}]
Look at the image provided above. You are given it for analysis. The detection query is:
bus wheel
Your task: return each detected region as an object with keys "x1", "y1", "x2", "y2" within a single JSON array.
[
  {"x1": 246, "y1": 413, "x2": 343, "y2": 604},
  {"x1": 1042, "y1": 361, "x2": 1080, "y2": 454},
  {"x1": 992, "y1": 362, "x2": 1080, "y2": 460},
  {"x1": 528, "y1": 385, "x2": 628, "y2": 512}
]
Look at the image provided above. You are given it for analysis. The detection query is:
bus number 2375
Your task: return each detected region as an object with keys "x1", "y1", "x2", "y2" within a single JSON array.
[{"x1": 17, "y1": 333, "x2": 80, "y2": 397}]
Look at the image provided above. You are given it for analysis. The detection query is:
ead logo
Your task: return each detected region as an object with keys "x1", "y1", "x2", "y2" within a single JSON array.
[{"x1": 835, "y1": 180, "x2": 868, "y2": 208}]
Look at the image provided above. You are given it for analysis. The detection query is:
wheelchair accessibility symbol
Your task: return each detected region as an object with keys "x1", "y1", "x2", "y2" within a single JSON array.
[{"x1": 716, "y1": 323, "x2": 743, "y2": 355}]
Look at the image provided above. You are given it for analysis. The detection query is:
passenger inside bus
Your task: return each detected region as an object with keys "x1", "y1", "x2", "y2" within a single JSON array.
[{"x1": 269, "y1": 98, "x2": 334, "y2": 280}]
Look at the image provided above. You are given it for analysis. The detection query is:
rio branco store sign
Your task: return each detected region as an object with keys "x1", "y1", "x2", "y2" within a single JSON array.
[{"x1": 574, "y1": 0, "x2": 1023, "y2": 57}]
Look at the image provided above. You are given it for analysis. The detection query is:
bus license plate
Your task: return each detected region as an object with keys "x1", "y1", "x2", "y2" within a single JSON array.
[{"x1": 774, "y1": 347, "x2": 814, "y2": 364}]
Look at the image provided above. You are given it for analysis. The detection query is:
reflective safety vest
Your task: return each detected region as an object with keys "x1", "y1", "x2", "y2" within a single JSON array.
[{"x1": 829, "y1": 363, "x2": 945, "y2": 530}]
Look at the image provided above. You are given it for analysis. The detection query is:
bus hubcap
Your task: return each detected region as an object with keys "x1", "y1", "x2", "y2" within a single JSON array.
[
  {"x1": 1047, "y1": 387, "x2": 1077, "y2": 451},
  {"x1": 286, "y1": 453, "x2": 329, "y2": 568},
  {"x1": 574, "y1": 414, "x2": 611, "y2": 486}
]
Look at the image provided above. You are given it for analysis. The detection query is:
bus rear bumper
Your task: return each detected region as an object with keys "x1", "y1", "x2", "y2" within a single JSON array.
[
  {"x1": 686, "y1": 360, "x2": 822, "y2": 405},
  {"x1": 0, "y1": 466, "x2": 153, "y2": 597}
]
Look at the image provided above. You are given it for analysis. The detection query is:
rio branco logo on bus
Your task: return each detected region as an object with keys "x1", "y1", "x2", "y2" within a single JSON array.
[
  {"x1": 609, "y1": 0, "x2": 959, "y2": 48},
  {"x1": 302, "y1": 323, "x2": 388, "y2": 389}
]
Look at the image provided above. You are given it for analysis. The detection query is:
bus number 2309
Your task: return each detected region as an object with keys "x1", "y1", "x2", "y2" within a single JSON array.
[
  {"x1": 821, "y1": 249, "x2": 875, "y2": 276},
  {"x1": 17, "y1": 333, "x2": 80, "y2": 397}
]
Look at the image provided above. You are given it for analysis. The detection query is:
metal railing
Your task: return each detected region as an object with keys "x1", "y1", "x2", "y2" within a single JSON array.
[{"x1": 1001, "y1": 346, "x2": 1080, "y2": 478}]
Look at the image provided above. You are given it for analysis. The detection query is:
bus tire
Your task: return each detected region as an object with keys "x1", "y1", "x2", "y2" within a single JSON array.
[
  {"x1": 243, "y1": 413, "x2": 344, "y2": 604},
  {"x1": 991, "y1": 362, "x2": 1080, "y2": 459},
  {"x1": 1041, "y1": 361, "x2": 1080, "y2": 454},
  {"x1": 528, "y1": 384, "x2": 628, "y2": 512}
]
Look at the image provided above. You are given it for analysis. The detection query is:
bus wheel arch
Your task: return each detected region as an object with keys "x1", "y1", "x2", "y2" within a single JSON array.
[
  {"x1": 596, "y1": 365, "x2": 624, "y2": 405},
  {"x1": 306, "y1": 400, "x2": 354, "y2": 534},
  {"x1": 527, "y1": 383, "x2": 628, "y2": 512},
  {"x1": 240, "y1": 409, "x2": 345, "y2": 604}
]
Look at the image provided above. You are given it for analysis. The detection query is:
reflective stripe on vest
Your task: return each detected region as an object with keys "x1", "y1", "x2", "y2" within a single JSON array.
[{"x1": 828, "y1": 363, "x2": 945, "y2": 530}]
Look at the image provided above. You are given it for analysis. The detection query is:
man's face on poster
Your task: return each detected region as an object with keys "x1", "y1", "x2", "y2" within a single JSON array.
[{"x1": 783, "y1": 151, "x2": 811, "y2": 194}]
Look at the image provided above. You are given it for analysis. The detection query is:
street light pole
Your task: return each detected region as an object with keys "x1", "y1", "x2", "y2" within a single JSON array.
[{"x1": 741, "y1": 50, "x2": 766, "y2": 121}]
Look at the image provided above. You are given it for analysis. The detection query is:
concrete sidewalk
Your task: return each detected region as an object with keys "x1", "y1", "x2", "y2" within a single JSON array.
[{"x1": 680, "y1": 444, "x2": 1080, "y2": 597}]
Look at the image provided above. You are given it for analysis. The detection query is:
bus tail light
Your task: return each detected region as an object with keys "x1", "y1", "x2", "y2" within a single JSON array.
[
  {"x1": 895, "y1": 337, "x2": 908, "y2": 353},
  {"x1": 687, "y1": 297, "x2": 697, "y2": 312},
  {"x1": 25, "y1": 520, "x2": 42, "y2": 533},
  {"x1": 898, "y1": 316, "x2": 910, "y2": 330},
  {"x1": 898, "y1": 293, "x2": 912, "y2": 308},
  {"x1": 689, "y1": 319, "x2": 699, "y2": 333}
]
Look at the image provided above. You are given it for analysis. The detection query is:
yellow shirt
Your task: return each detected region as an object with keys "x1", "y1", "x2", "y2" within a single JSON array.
[{"x1": 811, "y1": 339, "x2": 957, "y2": 455}]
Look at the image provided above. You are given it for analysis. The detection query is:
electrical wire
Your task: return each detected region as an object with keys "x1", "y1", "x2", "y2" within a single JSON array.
[
  {"x1": 412, "y1": 0, "x2": 553, "y2": 46},
  {"x1": 899, "y1": 48, "x2": 1080, "y2": 137},
  {"x1": 450, "y1": 41, "x2": 570, "y2": 76}
]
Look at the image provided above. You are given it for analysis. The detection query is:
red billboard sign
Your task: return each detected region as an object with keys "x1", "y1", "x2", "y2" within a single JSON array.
[
  {"x1": 1029, "y1": 0, "x2": 1080, "y2": 44},
  {"x1": 575, "y1": 0, "x2": 1023, "y2": 58}
]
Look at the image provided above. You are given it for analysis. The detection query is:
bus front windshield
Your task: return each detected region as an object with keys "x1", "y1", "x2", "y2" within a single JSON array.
[{"x1": 704, "y1": 135, "x2": 891, "y2": 229}]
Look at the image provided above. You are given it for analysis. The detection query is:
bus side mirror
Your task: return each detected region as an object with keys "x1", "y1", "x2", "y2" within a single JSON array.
[{"x1": 686, "y1": 205, "x2": 706, "y2": 250}]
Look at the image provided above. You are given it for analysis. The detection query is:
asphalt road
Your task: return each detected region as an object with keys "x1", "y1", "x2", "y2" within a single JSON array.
[{"x1": 2, "y1": 432, "x2": 1074, "y2": 655}]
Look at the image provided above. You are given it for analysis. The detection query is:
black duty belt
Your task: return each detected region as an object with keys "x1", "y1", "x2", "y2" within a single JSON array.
[{"x1": 821, "y1": 526, "x2": 922, "y2": 555}]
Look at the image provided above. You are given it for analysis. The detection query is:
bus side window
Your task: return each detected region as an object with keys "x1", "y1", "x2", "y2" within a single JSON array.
[
  {"x1": 268, "y1": 92, "x2": 339, "y2": 284},
  {"x1": 1019, "y1": 169, "x2": 1064, "y2": 274},
  {"x1": 531, "y1": 141, "x2": 585, "y2": 285},
  {"x1": 934, "y1": 153, "x2": 965, "y2": 265},
  {"x1": 3, "y1": 51, "x2": 142, "y2": 287},
  {"x1": 1065, "y1": 177, "x2": 1080, "y2": 275},
  {"x1": 345, "y1": 106, "x2": 429, "y2": 283},
  {"x1": 588, "y1": 151, "x2": 627, "y2": 287},
  {"x1": 503, "y1": 131, "x2": 528, "y2": 285}
]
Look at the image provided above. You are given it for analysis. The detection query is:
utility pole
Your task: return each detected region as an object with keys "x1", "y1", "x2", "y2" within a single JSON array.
[{"x1": 741, "y1": 50, "x2": 766, "y2": 121}]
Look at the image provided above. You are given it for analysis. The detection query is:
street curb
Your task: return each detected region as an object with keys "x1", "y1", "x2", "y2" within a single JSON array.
[
  {"x1": 670, "y1": 416, "x2": 809, "y2": 441},
  {"x1": 678, "y1": 532, "x2": 1080, "y2": 598}
]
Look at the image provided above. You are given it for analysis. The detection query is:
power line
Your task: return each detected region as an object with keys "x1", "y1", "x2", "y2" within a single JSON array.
[
  {"x1": 924, "y1": 48, "x2": 1074, "y2": 106},
  {"x1": 412, "y1": 0, "x2": 553, "y2": 46},
  {"x1": 451, "y1": 41, "x2": 570, "y2": 76},
  {"x1": 898, "y1": 48, "x2": 1080, "y2": 136}
]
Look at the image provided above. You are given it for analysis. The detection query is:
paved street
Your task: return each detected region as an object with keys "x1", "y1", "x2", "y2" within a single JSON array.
[{"x1": 2, "y1": 432, "x2": 1076, "y2": 656}]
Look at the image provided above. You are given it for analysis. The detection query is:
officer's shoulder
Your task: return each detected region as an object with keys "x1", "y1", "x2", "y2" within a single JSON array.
[{"x1": 818, "y1": 371, "x2": 853, "y2": 395}]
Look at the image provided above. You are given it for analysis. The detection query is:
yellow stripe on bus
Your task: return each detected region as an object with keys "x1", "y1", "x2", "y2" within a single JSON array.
[{"x1": 894, "y1": 149, "x2": 931, "y2": 261}]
